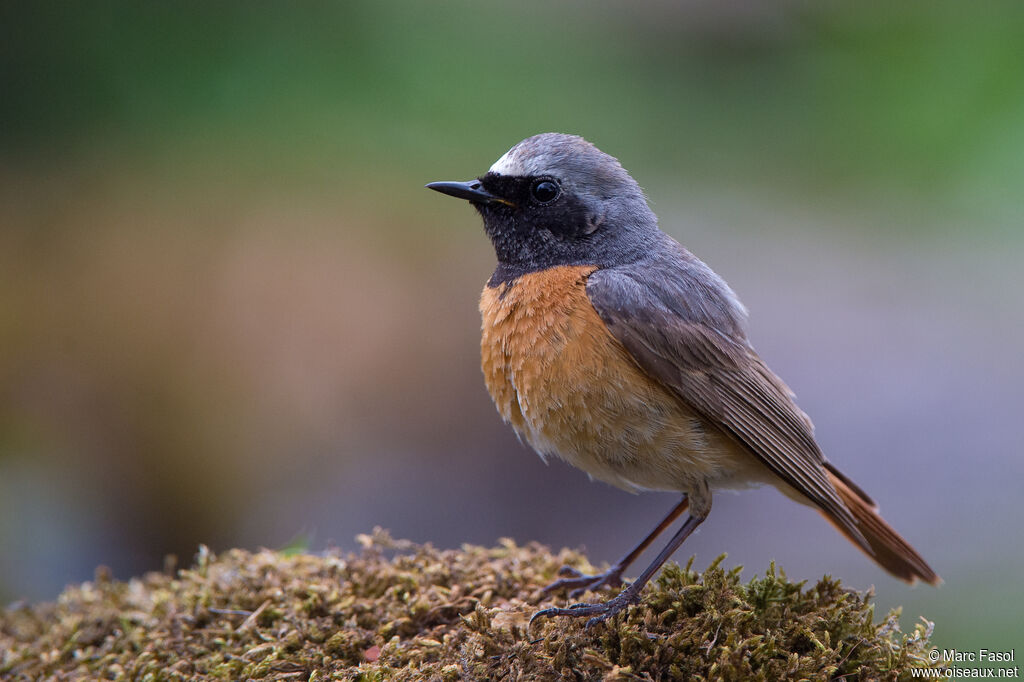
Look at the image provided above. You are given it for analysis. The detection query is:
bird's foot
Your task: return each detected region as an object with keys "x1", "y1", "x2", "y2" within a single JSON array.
[
  {"x1": 540, "y1": 564, "x2": 625, "y2": 600},
  {"x1": 530, "y1": 585, "x2": 641, "y2": 630}
]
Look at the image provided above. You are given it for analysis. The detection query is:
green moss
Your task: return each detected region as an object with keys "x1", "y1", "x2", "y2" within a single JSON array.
[{"x1": 1, "y1": 529, "x2": 941, "y2": 680}]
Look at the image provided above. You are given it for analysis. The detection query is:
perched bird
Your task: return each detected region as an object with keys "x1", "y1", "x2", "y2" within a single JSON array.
[{"x1": 426, "y1": 133, "x2": 939, "y2": 627}]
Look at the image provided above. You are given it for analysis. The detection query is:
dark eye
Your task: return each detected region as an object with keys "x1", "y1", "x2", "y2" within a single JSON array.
[{"x1": 530, "y1": 179, "x2": 560, "y2": 203}]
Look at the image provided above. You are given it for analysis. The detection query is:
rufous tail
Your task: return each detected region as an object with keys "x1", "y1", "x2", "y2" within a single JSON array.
[{"x1": 820, "y1": 463, "x2": 940, "y2": 586}]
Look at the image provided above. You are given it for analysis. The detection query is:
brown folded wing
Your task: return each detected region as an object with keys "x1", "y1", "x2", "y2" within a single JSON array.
[{"x1": 586, "y1": 263, "x2": 866, "y2": 548}]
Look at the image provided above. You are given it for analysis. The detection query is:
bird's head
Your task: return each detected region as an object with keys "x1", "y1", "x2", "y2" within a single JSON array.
[{"x1": 427, "y1": 133, "x2": 659, "y2": 283}]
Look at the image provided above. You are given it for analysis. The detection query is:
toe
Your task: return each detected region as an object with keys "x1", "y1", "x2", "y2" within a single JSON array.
[{"x1": 528, "y1": 607, "x2": 558, "y2": 626}]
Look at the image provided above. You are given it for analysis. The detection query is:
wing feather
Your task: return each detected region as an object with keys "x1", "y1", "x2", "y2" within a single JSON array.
[{"x1": 587, "y1": 257, "x2": 865, "y2": 544}]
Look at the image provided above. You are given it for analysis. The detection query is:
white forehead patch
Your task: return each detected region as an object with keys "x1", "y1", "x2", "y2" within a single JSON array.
[
  {"x1": 488, "y1": 145, "x2": 558, "y2": 177},
  {"x1": 488, "y1": 146, "x2": 525, "y2": 176}
]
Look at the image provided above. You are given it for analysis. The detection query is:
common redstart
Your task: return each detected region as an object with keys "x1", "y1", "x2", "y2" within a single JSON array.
[{"x1": 427, "y1": 133, "x2": 938, "y2": 627}]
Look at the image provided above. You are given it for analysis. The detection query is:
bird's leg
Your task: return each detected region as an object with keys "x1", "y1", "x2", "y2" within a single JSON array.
[
  {"x1": 541, "y1": 496, "x2": 689, "y2": 599},
  {"x1": 532, "y1": 509, "x2": 708, "y2": 629}
]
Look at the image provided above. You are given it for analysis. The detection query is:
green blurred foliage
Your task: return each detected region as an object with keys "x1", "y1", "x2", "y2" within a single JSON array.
[{"x1": 3, "y1": 1, "x2": 1022, "y2": 222}]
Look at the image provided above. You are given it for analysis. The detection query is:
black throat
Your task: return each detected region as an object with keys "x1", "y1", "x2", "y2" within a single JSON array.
[
  {"x1": 474, "y1": 172, "x2": 657, "y2": 287},
  {"x1": 475, "y1": 174, "x2": 598, "y2": 287}
]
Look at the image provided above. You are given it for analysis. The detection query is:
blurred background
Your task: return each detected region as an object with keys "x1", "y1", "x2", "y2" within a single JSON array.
[{"x1": 2, "y1": 0, "x2": 1021, "y2": 656}]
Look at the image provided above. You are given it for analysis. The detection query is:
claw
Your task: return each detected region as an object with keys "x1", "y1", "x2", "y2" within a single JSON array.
[
  {"x1": 529, "y1": 586, "x2": 642, "y2": 630},
  {"x1": 528, "y1": 606, "x2": 561, "y2": 627}
]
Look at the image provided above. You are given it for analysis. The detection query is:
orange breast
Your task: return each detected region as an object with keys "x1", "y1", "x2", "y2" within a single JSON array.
[{"x1": 479, "y1": 265, "x2": 742, "y2": 493}]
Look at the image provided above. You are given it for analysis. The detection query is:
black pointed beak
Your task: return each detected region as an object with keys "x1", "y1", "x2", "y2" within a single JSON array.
[{"x1": 425, "y1": 180, "x2": 514, "y2": 207}]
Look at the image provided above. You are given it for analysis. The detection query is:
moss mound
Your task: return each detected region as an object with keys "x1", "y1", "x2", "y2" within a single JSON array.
[{"x1": 1, "y1": 529, "x2": 940, "y2": 680}]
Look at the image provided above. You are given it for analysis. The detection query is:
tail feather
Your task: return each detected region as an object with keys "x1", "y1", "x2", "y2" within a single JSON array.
[{"x1": 820, "y1": 464, "x2": 940, "y2": 586}]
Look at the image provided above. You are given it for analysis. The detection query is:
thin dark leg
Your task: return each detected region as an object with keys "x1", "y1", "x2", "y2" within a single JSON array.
[
  {"x1": 531, "y1": 512, "x2": 707, "y2": 629},
  {"x1": 541, "y1": 496, "x2": 690, "y2": 599}
]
